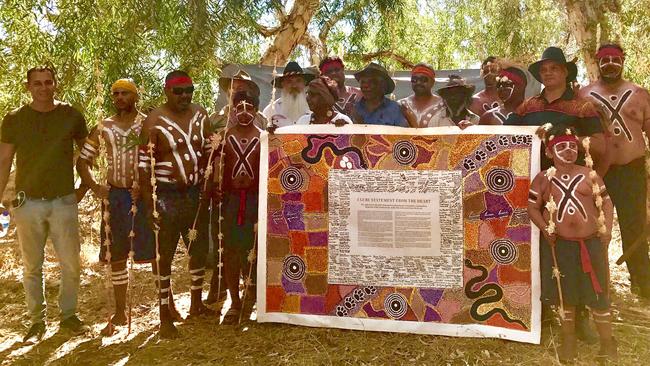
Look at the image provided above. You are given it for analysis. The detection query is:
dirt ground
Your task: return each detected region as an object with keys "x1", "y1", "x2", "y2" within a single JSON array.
[{"x1": 1, "y1": 196, "x2": 650, "y2": 366}]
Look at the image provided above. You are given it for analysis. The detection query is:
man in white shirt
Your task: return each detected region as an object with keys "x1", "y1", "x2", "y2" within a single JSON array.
[{"x1": 263, "y1": 61, "x2": 314, "y2": 127}]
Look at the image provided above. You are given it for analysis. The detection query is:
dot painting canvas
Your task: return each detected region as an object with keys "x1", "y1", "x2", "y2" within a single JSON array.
[{"x1": 257, "y1": 125, "x2": 542, "y2": 344}]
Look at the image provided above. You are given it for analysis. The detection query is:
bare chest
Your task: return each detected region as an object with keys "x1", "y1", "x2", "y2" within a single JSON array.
[{"x1": 587, "y1": 87, "x2": 644, "y2": 143}]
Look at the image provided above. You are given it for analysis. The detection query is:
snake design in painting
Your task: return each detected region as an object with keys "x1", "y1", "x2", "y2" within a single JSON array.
[
  {"x1": 301, "y1": 135, "x2": 368, "y2": 168},
  {"x1": 464, "y1": 258, "x2": 527, "y2": 329}
]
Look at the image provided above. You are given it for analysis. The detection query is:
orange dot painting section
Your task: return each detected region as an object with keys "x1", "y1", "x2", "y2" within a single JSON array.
[
  {"x1": 289, "y1": 231, "x2": 309, "y2": 256},
  {"x1": 266, "y1": 286, "x2": 285, "y2": 312},
  {"x1": 304, "y1": 191, "x2": 324, "y2": 212},
  {"x1": 505, "y1": 178, "x2": 530, "y2": 209},
  {"x1": 305, "y1": 247, "x2": 328, "y2": 273}
]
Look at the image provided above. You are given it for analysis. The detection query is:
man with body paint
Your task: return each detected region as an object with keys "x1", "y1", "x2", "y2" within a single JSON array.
[
  {"x1": 138, "y1": 70, "x2": 215, "y2": 338},
  {"x1": 579, "y1": 43, "x2": 650, "y2": 298},
  {"x1": 77, "y1": 78, "x2": 160, "y2": 335},
  {"x1": 469, "y1": 56, "x2": 502, "y2": 116},
  {"x1": 479, "y1": 67, "x2": 527, "y2": 125},
  {"x1": 212, "y1": 91, "x2": 262, "y2": 324},
  {"x1": 528, "y1": 125, "x2": 616, "y2": 363}
]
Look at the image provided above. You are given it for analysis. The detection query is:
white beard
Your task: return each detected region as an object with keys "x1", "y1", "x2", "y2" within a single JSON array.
[{"x1": 281, "y1": 91, "x2": 309, "y2": 123}]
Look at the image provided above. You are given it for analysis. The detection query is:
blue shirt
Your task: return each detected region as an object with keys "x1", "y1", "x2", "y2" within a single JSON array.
[{"x1": 353, "y1": 97, "x2": 408, "y2": 126}]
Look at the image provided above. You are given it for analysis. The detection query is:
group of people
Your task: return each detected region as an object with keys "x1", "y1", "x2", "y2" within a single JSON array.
[{"x1": 1, "y1": 42, "x2": 649, "y2": 363}]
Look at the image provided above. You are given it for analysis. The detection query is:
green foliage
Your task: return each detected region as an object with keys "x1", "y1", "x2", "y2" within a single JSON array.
[
  {"x1": 0, "y1": 0, "x2": 261, "y2": 124},
  {"x1": 1, "y1": 0, "x2": 649, "y2": 125}
]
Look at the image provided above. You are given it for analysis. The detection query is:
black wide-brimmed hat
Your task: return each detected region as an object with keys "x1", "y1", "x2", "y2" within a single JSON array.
[
  {"x1": 218, "y1": 68, "x2": 260, "y2": 97},
  {"x1": 353, "y1": 62, "x2": 396, "y2": 94},
  {"x1": 273, "y1": 61, "x2": 315, "y2": 86},
  {"x1": 437, "y1": 75, "x2": 475, "y2": 98},
  {"x1": 528, "y1": 47, "x2": 578, "y2": 83}
]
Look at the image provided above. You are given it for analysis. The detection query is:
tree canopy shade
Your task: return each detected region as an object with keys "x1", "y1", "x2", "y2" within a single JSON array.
[{"x1": 1, "y1": 0, "x2": 648, "y2": 124}]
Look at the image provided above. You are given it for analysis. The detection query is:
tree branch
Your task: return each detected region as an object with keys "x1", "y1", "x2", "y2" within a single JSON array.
[
  {"x1": 270, "y1": 0, "x2": 287, "y2": 23},
  {"x1": 299, "y1": 33, "x2": 321, "y2": 65},
  {"x1": 318, "y1": 0, "x2": 358, "y2": 54},
  {"x1": 346, "y1": 50, "x2": 415, "y2": 69},
  {"x1": 254, "y1": 23, "x2": 280, "y2": 37}
]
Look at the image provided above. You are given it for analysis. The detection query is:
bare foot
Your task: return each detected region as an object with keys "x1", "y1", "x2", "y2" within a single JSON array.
[{"x1": 100, "y1": 322, "x2": 114, "y2": 336}]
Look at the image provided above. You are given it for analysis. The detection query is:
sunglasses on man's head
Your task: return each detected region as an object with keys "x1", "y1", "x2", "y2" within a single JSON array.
[{"x1": 171, "y1": 86, "x2": 195, "y2": 95}]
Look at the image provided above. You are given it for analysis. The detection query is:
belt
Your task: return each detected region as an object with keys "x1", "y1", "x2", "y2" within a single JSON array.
[{"x1": 557, "y1": 234, "x2": 603, "y2": 295}]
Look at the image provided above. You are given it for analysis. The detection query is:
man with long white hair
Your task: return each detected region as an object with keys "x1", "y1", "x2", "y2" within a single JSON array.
[{"x1": 263, "y1": 61, "x2": 313, "y2": 127}]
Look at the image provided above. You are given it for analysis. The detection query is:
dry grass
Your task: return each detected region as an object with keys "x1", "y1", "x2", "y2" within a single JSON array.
[{"x1": 1, "y1": 196, "x2": 650, "y2": 366}]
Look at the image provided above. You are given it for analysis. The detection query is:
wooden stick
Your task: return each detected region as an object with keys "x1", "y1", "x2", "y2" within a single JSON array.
[
  {"x1": 186, "y1": 72, "x2": 235, "y2": 256},
  {"x1": 98, "y1": 122, "x2": 115, "y2": 336},
  {"x1": 215, "y1": 133, "x2": 227, "y2": 317},
  {"x1": 616, "y1": 225, "x2": 650, "y2": 265},
  {"x1": 544, "y1": 168, "x2": 565, "y2": 320},
  {"x1": 126, "y1": 116, "x2": 142, "y2": 335},
  {"x1": 239, "y1": 223, "x2": 258, "y2": 325},
  {"x1": 147, "y1": 142, "x2": 163, "y2": 314},
  {"x1": 549, "y1": 242, "x2": 565, "y2": 320},
  {"x1": 186, "y1": 135, "x2": 221, "y2": 254}
]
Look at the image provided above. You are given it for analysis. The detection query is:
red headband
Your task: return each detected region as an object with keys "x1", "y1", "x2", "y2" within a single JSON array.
[
  {"x1": 165, "y1": 76, "x2": 193, "y2": 88},
  {"x1": 412, "y1": 65, "x2": 435, "y2": 80},
  {"x1": 498, "y1": 70, "x2": 525, "y2": 87},
  {"x1": 320, "y1": 59, "x2": 344, "y2": 74},
  {"x1": 548, "y1": 134, "x2": 578, "y2": 148},
  {"x1": 596, "y1": 46, "x2": 624, "y2": 59}
]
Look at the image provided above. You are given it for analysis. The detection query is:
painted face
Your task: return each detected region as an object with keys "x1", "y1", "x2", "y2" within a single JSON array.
[
  {"x1": 482, "y1": 62, "x2": 501, "y2": 86},
  {"x1": 539, "y1": 60, "x2": 568, "y2": 89},
  {"x1": 111, "y1": 88, "x2": 137, "y2": 111},
  {"x1": 26, "y1": 70, "x2": 56, "y2": 103},
  {"x1": 235, "y1": 100, "x2": 255, "y2": 126},
  {"x1": 281, "y1": 75, "x2": 306, "y2": 96},
  {"x1": 552, "y1": 140, "x2": 578, "y2": 164},
  {"x1": 411, "y1": 74, "x2": 434, "y2": 96},
  {"x1": 598, "y1": 56, "x2": 623, "y2": 80}
]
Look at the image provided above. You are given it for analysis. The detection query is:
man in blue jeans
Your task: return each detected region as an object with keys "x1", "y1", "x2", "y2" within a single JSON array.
[{"x1": 0, "y1": 66, "x2": 90, "y2": 342}]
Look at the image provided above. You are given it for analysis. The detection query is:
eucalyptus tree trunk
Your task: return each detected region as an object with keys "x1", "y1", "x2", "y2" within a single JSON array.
[
  {"x1": 259, "y1": 0, "x2": 320, "y2": 66},
  {"x1": 561, "y1": 0, "x2": 620, "y2": 81}
]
